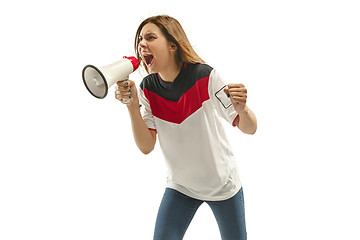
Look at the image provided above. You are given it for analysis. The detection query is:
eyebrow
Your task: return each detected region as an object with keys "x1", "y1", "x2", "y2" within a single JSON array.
[{"x1": 140, "y1": 32, "x2": 156, "y2": 38}]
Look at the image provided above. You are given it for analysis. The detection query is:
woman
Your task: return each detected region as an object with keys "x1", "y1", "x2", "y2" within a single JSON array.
[{"x1": 115, "y1": 15, "x2": 257, "y2": 240}]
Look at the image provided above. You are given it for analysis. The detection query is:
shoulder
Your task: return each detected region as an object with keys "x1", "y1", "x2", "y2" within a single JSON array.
[
  {"x1": 140, "y1": 73, "x2": 159, "y2": 90},
  {"x1": 186, "y1": 63, "x2": 214, "y2": 77}
]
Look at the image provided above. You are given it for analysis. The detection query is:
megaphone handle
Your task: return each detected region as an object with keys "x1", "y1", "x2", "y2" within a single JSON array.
[{"x1": 120, "y1": 75, "x2": 130, "y2": 103}]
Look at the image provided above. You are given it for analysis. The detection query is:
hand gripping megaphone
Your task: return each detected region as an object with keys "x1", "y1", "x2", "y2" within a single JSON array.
[{"x1": 82, "y1": 56, "x2": 139, "y2": 101}]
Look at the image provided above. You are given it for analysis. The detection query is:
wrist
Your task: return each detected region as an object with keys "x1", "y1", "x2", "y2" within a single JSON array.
[
  {"x1": 237, "y1": 105, "x2": 248, "y2": 115},
  {"x1": 127, "y1": 101, "x2": 140, "y2": 112}
]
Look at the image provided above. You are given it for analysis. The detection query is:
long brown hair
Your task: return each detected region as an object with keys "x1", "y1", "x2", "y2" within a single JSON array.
[{"x1": 134, "y1": 15, "x2": 205, "y2": 73}]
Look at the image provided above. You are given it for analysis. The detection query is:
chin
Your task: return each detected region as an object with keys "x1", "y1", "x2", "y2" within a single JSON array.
[{"x1": 148, "y1": 66, "x2": 157, "y2": 74}]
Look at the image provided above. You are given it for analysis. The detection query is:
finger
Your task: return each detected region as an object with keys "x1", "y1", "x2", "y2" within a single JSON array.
[
  {"x1": 119, "y1": 86, "x2": 132, "y2": 93},
  {"x1": 116, "y1": 91, "x2": 132, "y2": 99},
  {"x1": 116, "y1": 80, "x2": 130, "y2": 88},
  {"x1": 116, "y1": 84, "x2": 130, "y2": 92},
  {"x1": 123, "y1": 80, "x2": 130, "y2": 87},
  {"x1": 115, "y1": 93, "x2": 122, "y2": 101},
  {"x1": 232, "y1": 96, "x2": 247, "y2": 103},
  {"x1": 118, "y1": 97, "x2": 131, "y2": 104},
  {"x1": 228, "y1": 88, "x2": 247, "y2": 94},
  {"x1": 223, "y1": 88, "x2": 230, "y2": 98},
  {"x1": 115, "y1": 89, "x2": 130, "y2": 96},
  {"x1": 115, "y1": 89, "x2": 130, "y2": 99},
  {"x1": 116, "y1": 79, "x2": 129, "y2": 85},
  {"x1": 115, "y1": 93, "x2": 132, "y2": 103},
  {"x1": 228, "y1": 83, "x2": 245, "y2": 89},
  {"x1": 128, "y1": 80, "x2": 135, "y2": 87},
  {"x1": 229, "y1": 92, "x2": 247, "y2": 98}
]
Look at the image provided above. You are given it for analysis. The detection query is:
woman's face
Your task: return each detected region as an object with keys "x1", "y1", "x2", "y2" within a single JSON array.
[{"x1": 138, "y1": 23, "x2": 174, "y2": 74}]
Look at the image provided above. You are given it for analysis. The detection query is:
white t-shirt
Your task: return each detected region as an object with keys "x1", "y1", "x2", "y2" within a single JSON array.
[{"x1": 139, "y1": 63, "x2": 242, "y2": 201}]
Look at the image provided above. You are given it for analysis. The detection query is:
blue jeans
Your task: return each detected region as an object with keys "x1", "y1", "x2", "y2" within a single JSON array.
[{"x1": 153, "y1": 188, "x2": 247, "y2": 240}]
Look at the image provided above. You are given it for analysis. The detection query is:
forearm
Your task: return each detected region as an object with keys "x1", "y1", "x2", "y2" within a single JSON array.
[
  {"x1": 127, "y1": 105, "x2": 156, "y2": 154},
  {"x1": 236, "y1": 106, "x2": 257, "y2": 134}
]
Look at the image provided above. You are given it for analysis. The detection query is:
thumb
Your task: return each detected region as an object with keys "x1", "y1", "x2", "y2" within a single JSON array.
[{"x1": 223, "y1": 87, "x2": 230, "y2": 97}]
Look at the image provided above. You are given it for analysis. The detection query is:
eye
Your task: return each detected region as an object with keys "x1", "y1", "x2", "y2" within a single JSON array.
[
  {"x1": 146, "y1": 35, "x2": 156, "y2": 40},
  {"x1": 138, "y1": 34, "x2": 156, "y2": 43}
]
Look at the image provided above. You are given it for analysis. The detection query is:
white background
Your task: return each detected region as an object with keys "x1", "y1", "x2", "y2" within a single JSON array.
[{"x1": 1, "y1": 0, "x2": 359, "y2": 239}]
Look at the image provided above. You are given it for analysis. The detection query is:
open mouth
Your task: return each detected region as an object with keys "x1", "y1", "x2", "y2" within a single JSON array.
[{"x1": 143, "y1": 54, "x2": 154, "y2": 66}]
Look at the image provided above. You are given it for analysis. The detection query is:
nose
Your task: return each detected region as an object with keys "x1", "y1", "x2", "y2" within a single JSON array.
[{"x1": 139, "y1": 38, "x2": 147, "y2": 49}]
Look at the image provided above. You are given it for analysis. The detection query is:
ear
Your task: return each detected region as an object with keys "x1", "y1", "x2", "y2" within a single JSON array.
[{"x1": 169, "y1": 42, "x2": 177, "y2": 52}]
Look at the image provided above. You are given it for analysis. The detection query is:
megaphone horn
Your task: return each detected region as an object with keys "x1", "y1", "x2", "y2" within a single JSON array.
[{"x1": 82, "y1": 56, "x2": 139, "y2": 100}]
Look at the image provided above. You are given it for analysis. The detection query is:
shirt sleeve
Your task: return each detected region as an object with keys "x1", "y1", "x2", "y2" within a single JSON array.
[
  {"x1": 209, "y1": 69, "x2": 239, "y2": 127},
  {"x1": 139, "y1": 87, "x2": 157, "y2": 132}
]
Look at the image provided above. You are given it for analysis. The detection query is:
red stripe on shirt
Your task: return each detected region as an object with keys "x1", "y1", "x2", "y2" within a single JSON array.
[
  {"x1": 143, "y1": 76, "x2": 210, "y2": 124},
  {"x1": 232, "y1": 114, "x2": 239, "y2": 127}
]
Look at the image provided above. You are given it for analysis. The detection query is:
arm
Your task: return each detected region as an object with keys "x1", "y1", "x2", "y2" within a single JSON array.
[
  {"x1": 115, "y1": 80, "x2": 156, "y2": 154},
  {"x1": 234, "y1": 105, "x2": 257, "y2": 134},
  {"x1": 127, "y1": 105, "x2": 157, "y2": 154},
  {"x1": 224, "y1": 84, "x2": 257, "y2": 135}
]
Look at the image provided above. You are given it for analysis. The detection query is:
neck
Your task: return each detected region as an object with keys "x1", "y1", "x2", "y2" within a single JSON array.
[{"x1": 159, "y1": 59, "x2": 182, "y2": 83}]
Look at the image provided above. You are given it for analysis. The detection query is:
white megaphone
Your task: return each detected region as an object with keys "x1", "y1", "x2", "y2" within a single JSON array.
[{"x1": 82, "y1": 56, "x2": 140, "y2": 101}]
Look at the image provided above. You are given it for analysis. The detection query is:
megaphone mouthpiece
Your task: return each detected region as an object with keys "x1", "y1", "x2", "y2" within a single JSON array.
[{"x1": 124, "y1": 56, "x2": 140, "y2": 71}]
